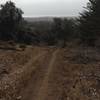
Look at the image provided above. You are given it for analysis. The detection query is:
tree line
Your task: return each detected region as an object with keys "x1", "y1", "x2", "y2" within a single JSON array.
[{"x1": 0, "y1": 0, "x2": 100, "y2": 47}]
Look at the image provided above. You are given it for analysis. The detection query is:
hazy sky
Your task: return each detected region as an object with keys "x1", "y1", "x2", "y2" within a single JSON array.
[{"x1": 0, "y1": 0, "x2": 88, "y2": 17}]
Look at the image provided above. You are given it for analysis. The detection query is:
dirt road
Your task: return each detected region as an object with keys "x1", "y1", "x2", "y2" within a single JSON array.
[
  {"x1": 35, "y1": 49, "x2": 59, "y2": 100},
  {"x1": 20, "y1": 49, "x2": 59, "y2": 100},
  {"x1": 1, "y1": 46, "x2": 100, "y2": 100},
  {"x1": 19, "y1": 47, "x2": 100, "y2": 100}
]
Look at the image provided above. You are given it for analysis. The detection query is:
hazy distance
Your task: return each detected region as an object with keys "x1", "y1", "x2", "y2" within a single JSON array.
[{"x1": 0, "y1": 0, "x2": 88, "y2": 17}]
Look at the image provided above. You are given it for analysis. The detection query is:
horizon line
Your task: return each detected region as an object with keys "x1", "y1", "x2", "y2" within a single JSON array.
[{"x1": 23, "y1": 15, "x2": 78, "y2": 18}]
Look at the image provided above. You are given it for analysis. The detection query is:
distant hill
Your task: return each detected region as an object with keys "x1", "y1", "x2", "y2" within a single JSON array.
[
  {"x1": 24, "y1": 16, "x2": 76, "y2": 22},
  {"x1": 24, "y1": 17, "x2": 54, "y2": 22}
]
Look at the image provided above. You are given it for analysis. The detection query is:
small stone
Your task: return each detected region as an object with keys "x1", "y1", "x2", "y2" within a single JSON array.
[{"x1": 16, "y1": 96, "x2": 22, "y2": 100}]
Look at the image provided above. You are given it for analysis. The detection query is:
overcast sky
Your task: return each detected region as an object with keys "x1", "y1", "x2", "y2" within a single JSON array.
[{"x1": 0, "y1": 0, "x2": 88, "y2": 17}]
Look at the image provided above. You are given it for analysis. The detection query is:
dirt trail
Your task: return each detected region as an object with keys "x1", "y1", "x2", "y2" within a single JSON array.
[
  {"x1": 35, "y1": 49, "x2": 59, "y2": 100},
  {"x1": 21, "y1": 49, "x2": 59, "y2": 100}
]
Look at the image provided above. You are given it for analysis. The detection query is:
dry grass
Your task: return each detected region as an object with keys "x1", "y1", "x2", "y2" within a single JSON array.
[
  {"x1": 0, "y1": 43, "x2": 100, "y2": 100},
  {"x1": 0, "y1": 44, "x2": 54, "y2": 100},
  {"x1": 55, "y1": 46, "x2": 100, "y2": 100}
]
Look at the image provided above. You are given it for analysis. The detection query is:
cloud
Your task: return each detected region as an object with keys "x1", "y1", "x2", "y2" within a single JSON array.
[{"x1": 0, "y1": 0, "x2": 88, "y2": 17}]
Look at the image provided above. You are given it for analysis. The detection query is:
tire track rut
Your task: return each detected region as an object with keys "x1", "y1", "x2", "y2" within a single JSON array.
[
  {"x1": 35, "y1": 49, "x2": 59, "y2": 100},
  {"x1": 20, "y1": 49, "x2": 59, "y2": 100}
]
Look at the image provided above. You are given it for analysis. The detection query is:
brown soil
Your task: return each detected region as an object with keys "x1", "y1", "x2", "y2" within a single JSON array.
[{"x1": 0, "y1": 45, "x2": 100, "y2": 100}]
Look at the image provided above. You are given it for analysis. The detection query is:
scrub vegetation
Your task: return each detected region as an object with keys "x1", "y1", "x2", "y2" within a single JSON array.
[{"x1": 0, "y1": 0, "x2": 100, "y2": 100}]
